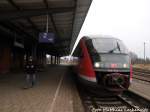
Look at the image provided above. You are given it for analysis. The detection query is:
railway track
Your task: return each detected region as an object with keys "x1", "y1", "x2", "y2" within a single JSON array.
[
  {"x1": 133, "y1": 68, "x2": 150, "y2": 83},
  {"x1": 77, "y1": 83, "x2": 149, "y2": 112},
  {"x1": 133, "y1": 68, "x2": 150, "y2": 74},
  {"x1": 72, "y1": 68, "x2": 150, "y2": 112}
]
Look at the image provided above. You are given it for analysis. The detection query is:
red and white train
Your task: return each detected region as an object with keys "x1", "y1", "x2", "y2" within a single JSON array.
[{"x1": 75, "y1": 36, "x2": 132, "y2": 94}]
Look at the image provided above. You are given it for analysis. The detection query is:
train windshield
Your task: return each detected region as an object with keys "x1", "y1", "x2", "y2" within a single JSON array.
[{"x1": 92, "y1": 38, "x2": 128, "y2": 54}]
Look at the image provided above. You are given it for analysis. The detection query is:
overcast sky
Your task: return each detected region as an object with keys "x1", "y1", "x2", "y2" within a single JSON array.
[{"x1": 73, "y1": 0, "x2": 150, "y2": 58}]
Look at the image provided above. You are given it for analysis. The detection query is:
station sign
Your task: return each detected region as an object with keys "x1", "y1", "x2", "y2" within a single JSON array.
[{"x1": 39, "y1": 32, "x2": 55, "y2": 43}]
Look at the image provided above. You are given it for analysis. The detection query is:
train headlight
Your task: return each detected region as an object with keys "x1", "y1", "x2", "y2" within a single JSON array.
[
  {"x1": 94, "y1": 62, "x2": 100, "y2": 68},
  {"x1": 123, "y1": 64, "x2": 128, "y2": 68}
]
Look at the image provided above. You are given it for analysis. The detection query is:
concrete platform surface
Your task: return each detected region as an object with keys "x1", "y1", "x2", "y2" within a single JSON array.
[
  {"x1": 0, "y1": 66, "x2": 84, "y2": 112},
  {"x1": 129, "y1": 79, "x2": 150, "y2": 101}
]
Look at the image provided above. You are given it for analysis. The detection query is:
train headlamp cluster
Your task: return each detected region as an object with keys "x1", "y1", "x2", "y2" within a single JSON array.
[
  {"x1": 94, "y1": 62, "x2": 129, "y2": 68},
  {"x1": 94, "y1": 62, "x2": 100, "y2": 68},
  {"x1": 123, "y1": 64, "x2": 127, "y2": 68}
]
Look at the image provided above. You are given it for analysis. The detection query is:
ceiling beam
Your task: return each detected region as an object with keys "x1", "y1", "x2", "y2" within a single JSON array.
[
  {"x1": 49, "y1": 14, "x2": 59, "y2": 37},
  {"x1": 54, "y1": 42, "x2": 70, "y2": 47},
  {"x1": 0, "y1": 21, "x2": 35, "y2": 40},
  {"x1": 70, "y1": 0, "x2": 77, "y2": 38},
  {"x1": 7, "y1": 0, "x2": 20, "y2": 10},
  {"x1": 7, "y1": 0, "x2": 39, "y2": 39},
  {"x1": 27, "y1": 18, "x2": 40, "y2": 33},
  {"x1": 0, "y1": 7, "x2": 74, "y2": 21},
  {"x1": 60, "y1": 38, "x2": 71, "y2": 42},
  {"x1": 43, "y1": 0, "x2": 49, "y2": 9}
]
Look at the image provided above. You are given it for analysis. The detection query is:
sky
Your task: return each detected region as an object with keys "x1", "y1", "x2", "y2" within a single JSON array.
[{"x1": 72, "y1": 0, "x2": 150, "y2": 59}]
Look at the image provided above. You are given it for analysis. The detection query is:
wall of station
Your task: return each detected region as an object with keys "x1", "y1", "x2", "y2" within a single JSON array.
[
  {"x1": 0, "y1": 42, "x2": 24, "y2": 74},
  {"x1": 0, "y1": 34, "x2": 61, "y2": 74},
  {"x1": 0, "y1": 47, "x2": 11, "y2": 74},
  {"x1": 0, "y1": 41, "x2": 60, "y2": 74}
]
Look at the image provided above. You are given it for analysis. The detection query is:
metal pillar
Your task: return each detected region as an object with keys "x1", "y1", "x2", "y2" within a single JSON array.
[
  {"x1": 57, "y1": 57, "x2": 59, "y2": 64},
  {"x1": 56, "y1": 57, "x2": 58, "y2": 64},
  {"x1": 32, "y1": 44, "x2": 37, "y2": 60},
  {"x1": 56, "y1": 56, "x2": 57, "y2": 64},
  {"x1": 51, "y1": 55, "x2": 53, "y2": 64},
  {"x1": 54, "y1": 56, "x2": 57, "y2": 64},
  {"x1": 144, "y1": 42, "x2": 146, "y2": 64},
  {"x1": 58, "y1": 57, "x2": 60, "y2": 64}
]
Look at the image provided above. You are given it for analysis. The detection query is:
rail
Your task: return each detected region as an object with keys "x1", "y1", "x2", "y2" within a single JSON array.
[
  {"x1": 133, "y1": 69, "x2": 150, "y2": 83},
  {"x1": 133, "y1": 68, "x2": 150, "y2": 83},
  {"x1": 77, "y1": 84, "x2": 150, "y2": 112}
]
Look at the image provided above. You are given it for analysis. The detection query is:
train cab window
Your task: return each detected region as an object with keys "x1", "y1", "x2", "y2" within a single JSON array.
[
  {"x1": 92, "y1": 38, "x2": 128, "y2": 54},
  {"x1": 79, "y1": 50, "x2": 84, "y2": 58},
  {"x1": 77, "y1": 46, "x2": 84, "y2": 58},
  {"x1": 85, "y1": 39, "x2": 100, "y2": 62},
  {"x1": 80, "y1": 53, "x2": 84, "y2": 58},
  {"x1": 86, "y1": 39, "x2": 96, "y2": 54}
]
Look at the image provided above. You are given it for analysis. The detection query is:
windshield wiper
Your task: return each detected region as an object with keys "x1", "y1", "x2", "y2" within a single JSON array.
[
  {"x1": 108, "y1": 41, "x2": 121, "y2": 53},
  {"x1": 117, "y1": 41, "x2": 121, "y2": 52}
]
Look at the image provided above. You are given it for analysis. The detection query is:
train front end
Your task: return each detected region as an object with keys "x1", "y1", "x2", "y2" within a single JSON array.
[
  {"x1": 94, "y1": 54, "x2": 131, "y2": 92},
  {"x1": 85, "y1": 37, "x2": 132, "y2": 93}
]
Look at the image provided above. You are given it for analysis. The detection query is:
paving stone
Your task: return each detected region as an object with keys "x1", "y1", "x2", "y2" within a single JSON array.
[
  {"x1": 129, "y1": 79, "x2": 150, "y2": 100},
  {"x1": 0, "y1": 66, "x2": 84, "y2": 112}
]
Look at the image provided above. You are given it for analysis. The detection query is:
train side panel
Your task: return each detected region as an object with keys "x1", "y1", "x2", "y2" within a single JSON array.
[{"x1": 78, "y1": 39, "x2": 96, "y2": 82}]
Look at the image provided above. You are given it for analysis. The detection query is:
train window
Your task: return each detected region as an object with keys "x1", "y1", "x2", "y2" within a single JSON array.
[
  {"x1": 78, "y1": 46, "x2": 84, "y2": 58},
  {"x1": 92, "y1": 38, "x2": 128, "y2": 54},
  {"x1": 86, "y1": 39, "x2": 96, "y2": 53},
  {"x1": 80, "y1": 53, "x2": 84, "y2": 58},
  {"x1": 86, "y1": 39, "x2": 100, "y2": 62},
  {"x1": 79, "y1": 49, "x2": 84, "y2": 58}
]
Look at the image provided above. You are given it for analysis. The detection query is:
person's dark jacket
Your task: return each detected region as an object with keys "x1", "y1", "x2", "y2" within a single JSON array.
[{"x1": 25, "y1": 62, "x2": 36, "y2": 74}]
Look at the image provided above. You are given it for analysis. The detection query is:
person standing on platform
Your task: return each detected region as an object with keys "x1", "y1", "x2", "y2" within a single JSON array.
[{"x1": 24, "y1": 56, "x2": 37, "y2": 89}]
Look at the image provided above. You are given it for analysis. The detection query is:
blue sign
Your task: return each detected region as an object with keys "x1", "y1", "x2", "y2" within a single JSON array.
[{"x1": 39, "y1": 33, "x2": 55, "y2": 43}]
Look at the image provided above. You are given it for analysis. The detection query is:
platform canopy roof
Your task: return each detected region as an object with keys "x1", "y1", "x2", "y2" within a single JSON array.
[{"x1": 0, "y1": 0, "x2": 92, "y2": 56}]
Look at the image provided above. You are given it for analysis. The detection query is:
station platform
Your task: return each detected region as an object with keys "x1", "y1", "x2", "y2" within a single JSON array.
[
  {"x1": 0, "y1": 65, "x2": 84, "y2": 112},
  {"x1": 129, "y1": 79, "x2": 150, "y2": 101}
]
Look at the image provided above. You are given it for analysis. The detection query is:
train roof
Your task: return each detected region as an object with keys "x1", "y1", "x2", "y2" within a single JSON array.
[{"x1": 82, "y1": 35, "x2": 121, "y2": 41}]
